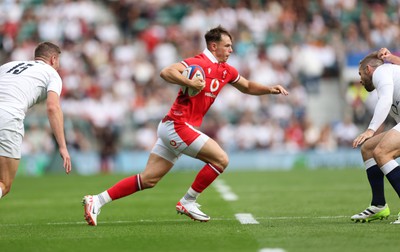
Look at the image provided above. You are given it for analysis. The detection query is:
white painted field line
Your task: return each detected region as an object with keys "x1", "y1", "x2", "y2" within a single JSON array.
[
  {"x1": 259, "y1": 248, "x2": 286, "y2": 252},
  {"x1": 0, "y1": 215, "x2": 352, "y2": 227},
  {"x1": 213, "y1": 179, "x2": 238, "y2": 201},
  {"x1": 235, "y1": 213, "x2": 259, "y2": 224}
]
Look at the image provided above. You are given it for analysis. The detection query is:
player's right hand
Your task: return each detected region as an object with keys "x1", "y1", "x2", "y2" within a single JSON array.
[
  {"x1": 190, "y1": 78, "x2": 205, "y2": 91},
  {"x1": 378, "y1": 48, "x2": 392, "y2": 61}
]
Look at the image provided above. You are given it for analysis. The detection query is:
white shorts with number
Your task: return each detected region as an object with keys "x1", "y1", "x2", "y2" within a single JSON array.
[
  {"x1": 0, "y1": 109, "x2": 24, "y2": 159},
  {"x1": 151, "y1": 119, "x2": 209, "y2": 164}
]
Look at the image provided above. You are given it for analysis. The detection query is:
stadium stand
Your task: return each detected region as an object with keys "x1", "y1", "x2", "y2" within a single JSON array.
[{"x1": 1, "y1": 0, "x2": 398, "y2": 173}]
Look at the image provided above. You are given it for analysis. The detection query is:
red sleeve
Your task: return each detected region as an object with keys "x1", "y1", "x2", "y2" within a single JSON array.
[{"x1": 228, "y1": 65, "x2": 240, "y2": 84}]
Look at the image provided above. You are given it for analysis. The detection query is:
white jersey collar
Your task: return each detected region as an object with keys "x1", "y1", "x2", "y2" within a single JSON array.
[{"x1": 203, "y1": 48, "x2": 218, "y2": 63}]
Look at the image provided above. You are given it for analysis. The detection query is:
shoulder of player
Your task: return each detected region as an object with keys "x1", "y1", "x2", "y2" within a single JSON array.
[
  {"x1": 0, "y1": 60, "x2": 24, "y2": 68},
  {"x1": 183, "y1": 53, "x2": 210, "y2": 65},
  {"x1": 378, "y1": 63, "x2": 398, "y2": 70},
  {"x1": 373, "y1": 64, "x2": 398, "y2": 89},
  {"x1": 222, "y1": 63, "x2": 239, "y2": 81},
  {"x1": 33, "y1": 61, "x2": 62, "y2": 83},
  {"x1": 35, "y1": 61, "x2": 59, "y2": 74},
  {"x1": 374, "y1": 63, "x2": 396, "y2": 75}
]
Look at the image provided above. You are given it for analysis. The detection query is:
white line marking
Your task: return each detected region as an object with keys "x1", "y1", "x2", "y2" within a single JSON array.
[
  {"x1": 0, "y1": 215, "x2": 353, "y2": 227},
  {"x1": 259, "y1": 248, "x2": 286, "y2": 252},
  {"x1": 213, "y1": 179, "x2": 238, "y2": 201},
  {"x1": 235, "y1": 213, "x2": 259, "y2": 224}
]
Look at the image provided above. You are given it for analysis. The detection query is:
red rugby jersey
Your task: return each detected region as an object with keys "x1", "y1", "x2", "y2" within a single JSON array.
[{"x1": 166, "y1": 49, "x2": 240, "y2": 127}]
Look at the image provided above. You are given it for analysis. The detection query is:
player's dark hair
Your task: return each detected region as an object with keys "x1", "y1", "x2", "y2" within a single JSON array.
[
  {"x1": 359, "y1": 51, "x2": 384, "y2": 70},
  {"x1": 34, "y1": 42, "x2": 61, "y2": 60},
  {"x1": 205, "y1": 25, "x2": 232, "y2": 45}
]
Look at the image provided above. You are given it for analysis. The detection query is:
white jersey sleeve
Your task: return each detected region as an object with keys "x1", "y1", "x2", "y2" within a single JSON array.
[
  {"x1": 0, "y1": 60, "x2": 62, "y2": 120},
  {"x1": 368, "y1": 64, "x2": 396, "y2": 131}
]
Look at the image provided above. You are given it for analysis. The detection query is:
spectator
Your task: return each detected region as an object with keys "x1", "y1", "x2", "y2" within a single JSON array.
[
  {"x1": 1, "y1": 0, "x2": 400, "y2": 159},
  {"x1": 333, "y1": 115, "x2": 360, "y2": 148},
  {"x1": 346, "y1": 80, "x2": 371, "y2": 124}
]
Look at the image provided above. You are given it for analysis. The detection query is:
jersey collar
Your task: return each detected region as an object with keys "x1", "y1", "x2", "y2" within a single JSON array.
[{"x1": 203, "y1": 48, "x2": 218, "y2": 63}]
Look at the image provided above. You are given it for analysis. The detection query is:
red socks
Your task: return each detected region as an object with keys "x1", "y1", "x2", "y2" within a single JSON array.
[
  {"x1": 106, "y1": 164, "x2": 223, "y2": 200},
  {"x1": 191, "y1": 163, "x2": 223, "y2": 193},
  {"x1": 107, "y1": 174, "x2": 142, "y2": 200}
]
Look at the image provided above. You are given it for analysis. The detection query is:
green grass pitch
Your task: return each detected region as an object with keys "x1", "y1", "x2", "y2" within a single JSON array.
[{"x1": 1, "y1": 169, "x2": 400, "y2": 252}]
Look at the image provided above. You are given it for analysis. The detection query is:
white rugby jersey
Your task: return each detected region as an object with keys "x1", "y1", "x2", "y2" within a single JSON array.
[
  {"x1": 369, "y1": 63, "x2": 400, "y2": 131},
  {"x1": 0, "y1": 60, "x2": 62, "y2": 120}
]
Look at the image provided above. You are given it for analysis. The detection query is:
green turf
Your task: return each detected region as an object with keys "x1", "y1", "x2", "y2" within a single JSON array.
[{"x1": 1, "y1": 169, "x2": 400, "y2": 252}]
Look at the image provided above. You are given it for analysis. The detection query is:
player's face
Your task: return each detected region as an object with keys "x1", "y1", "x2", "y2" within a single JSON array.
[
  {"x1": 215, "y1": 34, "x2": 233, "y2": 63},
  {"x1": 358, "y1": 66, "x2": 375, "y2": 92}
]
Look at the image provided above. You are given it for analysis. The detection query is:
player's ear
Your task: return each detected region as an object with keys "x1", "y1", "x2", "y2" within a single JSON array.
[
  {"x1": 209, "y1": 42, "x2": 217, "y2": 51},
  {"x1": 49, "y1": 55, "x2": 54, "y2": 65},
  {"x1": 50, "y1": 55, "x2": 59, "y2": 68},
  {"x1": 365, "y1": 65, "x2": 372, "y2": 75}
]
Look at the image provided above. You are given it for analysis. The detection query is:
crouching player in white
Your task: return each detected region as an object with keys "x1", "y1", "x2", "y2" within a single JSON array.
[
  {"x1": 352, "y1": 48, "x2": 400, "y2": 223},
  {"x1": 0, "y1": 42, "x2": 71, "y2": 199}
]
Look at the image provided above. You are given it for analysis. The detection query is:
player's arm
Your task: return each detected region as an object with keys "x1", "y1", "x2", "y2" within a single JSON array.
[
  {"x1": 231, "y1": 76, "x2": 288, "y2": 96},
  {"x1": 353, "y1": 84, "x2": 393, "y2": 148},
  {"x1": 378, "y1": 48, "x2": 400, "y2": 65},
  {"x1": 160, "y1": 63, "x2": 205, "y2": 91},
  {"x1": 46, "y1": 91, "x2": 71, "y2": 174}
]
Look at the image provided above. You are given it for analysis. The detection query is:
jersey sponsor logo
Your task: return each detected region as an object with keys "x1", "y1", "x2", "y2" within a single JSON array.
[
  {"x1": 210, "y1": 79, "x2": 220, "y2": 92},
  {"x1": 223, "y1": 70, "x2": 227, "y2": 79},
  {"x1": 204, "y1": 79, "x2": 220, "y2": 98},
  {"x1": 207, "y1": 68, "x2": 211, "y2": 74}
]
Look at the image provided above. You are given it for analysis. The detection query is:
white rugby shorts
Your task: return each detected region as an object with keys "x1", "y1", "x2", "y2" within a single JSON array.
[
  {"x1": 393, "y1": 123, "x2": 400, "y2": 132},
  {"x1": 151, "y1": 119, "x2": 209, "y2": 164},
  {"x1": 0, "y1": 109, "x2": 24, "y2": 158}
]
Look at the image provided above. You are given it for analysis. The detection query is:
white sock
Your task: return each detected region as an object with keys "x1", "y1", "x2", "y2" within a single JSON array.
[
  {"x1": 381, "y1": 160, "x2": 399, "y2": 175},
  {"x1": 183, "y1": 187, "x2": 200, "y2": 202},
  {"x1": 364, "y1": 158, "x2": 377, "y2": 170},
  {"x1": 97, "y1": 191, "x2": 112, "y2": 208}
]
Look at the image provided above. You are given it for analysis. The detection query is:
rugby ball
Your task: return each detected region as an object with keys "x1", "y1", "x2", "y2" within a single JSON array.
[{"x1": 181, "y1": 65, "x2": 205, "y2": 97}]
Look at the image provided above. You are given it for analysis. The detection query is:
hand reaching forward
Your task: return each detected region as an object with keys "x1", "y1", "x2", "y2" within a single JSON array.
[{"x1": 269, "y1": 85, "x2": 289, "y2": 95}]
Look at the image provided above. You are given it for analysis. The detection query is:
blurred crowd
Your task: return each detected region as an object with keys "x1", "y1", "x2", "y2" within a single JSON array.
[{"x1": 1, "y1": 0, "x2": 399, "y2": 165}]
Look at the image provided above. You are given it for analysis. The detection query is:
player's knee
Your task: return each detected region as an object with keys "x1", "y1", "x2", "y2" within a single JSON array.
[
  {"x1": 360, "y1": 143, "x2": 368, "y2": 156},
  {"x1": 216, "y1": 152, "x2": 229, "y2": 171},
  {"x1": 372, "y1": 147, "x2": 385, "y2": 164},
  {"x1": 360, "y1": 141, "x2": 373, "y2": 157},
  {"x1": 140, "y1": 177, "x2": 160, "y2": 189}
]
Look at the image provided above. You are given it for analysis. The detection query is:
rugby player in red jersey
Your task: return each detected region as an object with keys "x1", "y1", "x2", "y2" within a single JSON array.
[{"x1": 82, "y1": 25, "x2": 288, "y2": 226}]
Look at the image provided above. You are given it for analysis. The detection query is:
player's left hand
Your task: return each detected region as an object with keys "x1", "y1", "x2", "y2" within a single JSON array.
[
  {"x1": 59, "y1": 147, "x2": 72, "y2": 174},
  {"x1": 353, "y1": 129, "x2": 375, "y2": 148},
  {"x1": 269, "y1": 85, "x2": 289, "y2": 95}
]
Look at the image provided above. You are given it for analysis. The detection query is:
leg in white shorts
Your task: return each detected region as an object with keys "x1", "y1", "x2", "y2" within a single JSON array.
[
  {"x1": 0, "y1": 110, "x2": 24, "y2": 197},
  {"x1": 151, "y1": 120, "x2": 209, "y2": 164},
  {"x1": 137, "y1": 120, "x2": 209, "y2": 189}
]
